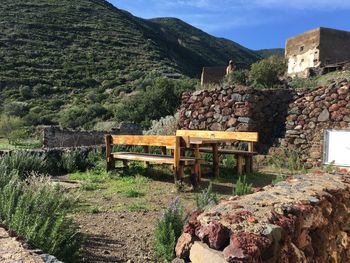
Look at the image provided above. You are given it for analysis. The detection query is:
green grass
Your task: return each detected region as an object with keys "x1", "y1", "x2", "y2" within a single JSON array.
[{"x1": 0, "y1": 138, "x2": 41, "y2": 150}]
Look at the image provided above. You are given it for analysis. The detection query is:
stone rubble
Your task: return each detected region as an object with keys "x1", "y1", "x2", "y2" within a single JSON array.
[{"x1": 175, "y1": 173, "x2": 350, "y2": 263}]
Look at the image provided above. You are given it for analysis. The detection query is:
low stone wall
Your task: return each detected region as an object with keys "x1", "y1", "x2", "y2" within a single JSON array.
[
  {"x1": 177, "y1": 86, "x2": 294, "y2": 152},
  {"x1": 40, "y1": 123, "x2": 142, "y2": 148},
  {"x1": 175, "y1": 172, "x2": 350, "y2": 263},
  {"x1": 280, "y1": 79, "x2": 350, "y2": 167}
]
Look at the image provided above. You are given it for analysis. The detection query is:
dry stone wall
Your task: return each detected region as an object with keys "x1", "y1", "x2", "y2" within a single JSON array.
[
  {"x1": 281, "y1": 79, "x2": 350, "y2": 168},
  {"x1": 177, "y1": 86, "x2": 294, "y2": 152},
  {"x1": 175, "y1": 172, "x2": 350, "y2": 263}
]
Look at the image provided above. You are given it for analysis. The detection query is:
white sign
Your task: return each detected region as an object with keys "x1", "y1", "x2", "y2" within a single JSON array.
[{"x1": 324, "y1": 129, "x2": 350, "y2": 167}]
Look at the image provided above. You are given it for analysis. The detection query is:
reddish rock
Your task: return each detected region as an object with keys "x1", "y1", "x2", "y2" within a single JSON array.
[
  {"x1": 183, "y1": 211, "x2": 201, "y2": 236},
  {"x1": 223, "y1": 232, "x2": 271, "y2": 263},
  {"x1": 197, "y1": 221, "x2": 230, "y2": 250},
  {"x1": 227, "y1": 117, "x2": 238, "y2": 127}
]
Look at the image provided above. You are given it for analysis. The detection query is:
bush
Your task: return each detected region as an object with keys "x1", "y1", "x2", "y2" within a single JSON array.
[
  {"x1": 144, "y1": 115, "x2": 178, "y2": 135},
  {"x1": 62, "y1": 149, "x2": 89, "y2": 173},
  {"x1": 0, "y1": 152, "x2": 47, "y2": 180},
  {"x1": 249, "y1": 55, "x2": 286, "y2": 88},
  {"x1": 233, "y1": 175, "x2": 253, "y2": 196},
  {"x1": 0, "y1": 114, "x2": 25, "y2": 140},
  {"x1": 196, "y1": 182, "x2": 218, "y2": 211},
  {"x1": 0, "y1": 176, "x2": 81, "y2": 262},
  {"x1": 225, "y1": 69, "x2": 249, "y2": 85},
  {"x1": 154, "y1": 197, "x2": 184, "y2": 261}
]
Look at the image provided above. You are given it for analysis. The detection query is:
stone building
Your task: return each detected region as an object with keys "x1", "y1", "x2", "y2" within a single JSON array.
[
  {"x1": 286, "y1": 27, "x2": 350, "y2": 78},
  {"x1": 200, "y1": 66, "x2": 226, "y2": 86}
]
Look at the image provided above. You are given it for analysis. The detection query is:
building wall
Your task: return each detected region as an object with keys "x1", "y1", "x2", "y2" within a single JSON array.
[
  {"x1": 200, "y1": 67, "x2": 226, "y2": 86},
  {"x1": 319, "y1": 28, "x2": 350, "y2": 65},
  {"x1": 285, "y1": 28, "x2": 321, "y2": 77}
]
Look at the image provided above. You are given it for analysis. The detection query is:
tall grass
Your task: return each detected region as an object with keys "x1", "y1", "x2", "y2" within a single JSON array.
[
  {"x1": 0, "y1": 152, "x2": 47, "y2": 179},
  {"x1": 0, "y1": 153, "x2": 82, "y2": 262}
]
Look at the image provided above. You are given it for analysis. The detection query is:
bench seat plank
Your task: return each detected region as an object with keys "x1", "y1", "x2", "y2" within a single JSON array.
[
  {"x1": 112, "y1": 152, "x2": 196, "y2": 165},
  {"x1": 198, "y1": 147, "x2": 257, "y2": 155}
]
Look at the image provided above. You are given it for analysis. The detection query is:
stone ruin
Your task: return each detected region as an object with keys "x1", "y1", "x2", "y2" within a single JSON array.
[{"x1": 175, "y1": 172, "x2": 350, "y2": 263}]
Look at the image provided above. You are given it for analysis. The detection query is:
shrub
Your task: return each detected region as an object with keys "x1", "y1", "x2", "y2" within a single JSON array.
[
  {"x1": 0, "y1": 176, "x2": 81, "y2": 262},
  {"x1": 3, "y1": 101, "x2": 29, "y2": 117},
  {"x1": 249, "y1": 55, "x2": 286, "y2": 88},
  {"x1": 154, "y1": 197, "x2": 184, "y2": 261},
  {"x1": 62, "y1": 149, "x2": 89, "y2": 173},
  {"x1": 0, "y1": 114, "x2": 25, "y2": 140},
  {"x1": 225, "y1": 69, "x2": 249, "y2": 85},
  {"x1": 0, "y1": 152, "x2": 47, "y2": 180},
  {"x1": 233, "y1": 175, "x2": 253, "y2": 196},
  {"x1": 8, "y1": 128, "x2": 29, "y2": 146},
  {"x1": 145, "y1": 115, "x2": 178, "y2": 135},
  {"x1": 196, "y1": 182, "x2": 218, "y2": 211}
]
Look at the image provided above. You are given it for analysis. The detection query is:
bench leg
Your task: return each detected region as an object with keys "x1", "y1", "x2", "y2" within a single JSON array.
[
  {"x1": 107, "y1": 157, "x2": 115, "y2": 171},
  {"x1": 143, "y1": 146, "x2": 150, "y2": 168},
  {"x1": 174, "y1": 164, "x2": 185, "y2": 190},
  {"x1": 236, "y1": 155, "x2": 244, "y2": 176},
  {"x1": 161, "y1": 147, "x2": 167, "y2": 155},
  {"x1": 212, "y1": 144, "x2": 220, "y2": 178},
  {"x1": 122, "y1": 160, "x2": 129, "y2": 172}
]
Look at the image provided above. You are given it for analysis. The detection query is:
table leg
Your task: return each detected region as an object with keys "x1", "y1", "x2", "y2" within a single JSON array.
[
  {"x1": 143, "y1": 146, "x2": 150, "y2": 168},
  {"x1": 194, "y1": 144, "x2": 201, "y2": 182},
  {"x1": 212, "y1": 144, "x2": 219, "y2": 178},
  {"x1": 237, "y1": 154, "x2": 244, "y2": 176}
]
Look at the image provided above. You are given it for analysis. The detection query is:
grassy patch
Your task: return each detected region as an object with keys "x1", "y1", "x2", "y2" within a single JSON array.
[{"x1": 0, "y1": 138, "x2": 41, "y2": 150}]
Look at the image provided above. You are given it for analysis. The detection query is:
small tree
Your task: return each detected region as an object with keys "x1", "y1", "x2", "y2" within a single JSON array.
[
  {"x1": 249, "y1": 55, "x2": 286, "y2": 88},
  {"x1": 225, "y1": 69, "x2": 249, "y2": 86}
]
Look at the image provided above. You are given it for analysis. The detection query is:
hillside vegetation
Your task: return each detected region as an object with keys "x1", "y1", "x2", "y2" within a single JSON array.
[{"x1": 0, "y1": 0, "x2": 261, "y2": 128}]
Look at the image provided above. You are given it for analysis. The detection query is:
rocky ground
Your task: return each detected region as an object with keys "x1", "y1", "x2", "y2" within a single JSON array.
[{"x1": 0, "y1": 227, "x2": 43, "y2": 263}]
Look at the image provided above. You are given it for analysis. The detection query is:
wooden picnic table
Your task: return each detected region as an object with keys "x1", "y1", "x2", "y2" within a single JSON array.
[{"x1": 189, "y1": 137, "x2": 237, "y2": 180}]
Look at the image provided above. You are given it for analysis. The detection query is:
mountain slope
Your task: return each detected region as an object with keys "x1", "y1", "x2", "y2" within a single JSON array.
[
  {"x1": 148, "y1": 18, "x2": 261, "y2": 74},
  {"x1": 0, "y1": 0, "x2": 261, "y2": 126},
  {"x1": 256, "y1": 48, "x2": 285, "y2": 58}
]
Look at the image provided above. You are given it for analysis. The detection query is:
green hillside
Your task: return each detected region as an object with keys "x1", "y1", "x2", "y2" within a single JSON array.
[
  {"x1": 256, "y1": 48, "x2": 285, "y2": 58},
  {"x1": 0, "y1": 0, "x2": 260, "y2": 127}
]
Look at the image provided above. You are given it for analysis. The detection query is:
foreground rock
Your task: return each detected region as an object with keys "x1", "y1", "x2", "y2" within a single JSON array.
[{"x1": 175, "y1": 173, "x2": 350, "y2": 262}]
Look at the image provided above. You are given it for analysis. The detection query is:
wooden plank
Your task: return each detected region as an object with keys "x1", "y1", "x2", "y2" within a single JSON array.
[
  {"x1": 194, "y1": 144, "x2": 201, "y2": 182},
  {"x1": 176, "y1": 130, "x2": 259, "y2": 142},
  {"x1": 111, "y1": 135, "x2": 176, "y2": 147},
  {"x1": 199, "y1": 147, "x2": 257, "y2": 155},
  {"x1": 111, "y1": 152, "x2": 196, "y2": 165}
]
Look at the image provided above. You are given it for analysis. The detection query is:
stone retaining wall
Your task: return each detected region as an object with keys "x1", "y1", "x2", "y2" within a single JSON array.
[
  {"x1": 175, "y1": 172, "x2": 350, "y2": 263},
  {"x1": 177, "y1": 86, "x2": 294, "y2": 152},
  {"x1": 280, "y1": 79, "x2": 350, "y2": 167}
]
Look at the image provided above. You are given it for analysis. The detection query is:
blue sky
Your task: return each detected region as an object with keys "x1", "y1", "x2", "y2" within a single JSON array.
[{"x1": 108, "y1": 0, "x2": 350, "y2": 50}]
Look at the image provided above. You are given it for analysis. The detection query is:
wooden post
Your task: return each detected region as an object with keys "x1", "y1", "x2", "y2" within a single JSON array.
[
  {"x1": 105, "y1": 135, "x2": 115, "y2": 171},
  {"x1": 161, "y1": 146, "x2": 167, "y2": 155},
  {"x1": 236, "y1": 154, "x2": 244, "y2": 176},
  {"x1": 212, "y1": 144, "x2": 220, "y2": 178}
]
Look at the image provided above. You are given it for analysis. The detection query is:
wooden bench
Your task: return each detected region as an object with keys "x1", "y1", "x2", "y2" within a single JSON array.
[
  {"x1": 105, "y1": 135, "x2": 198, "y2": 184},
  {"x1": 176, "y1": 130, "x2": 259, "y2": 176}
]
